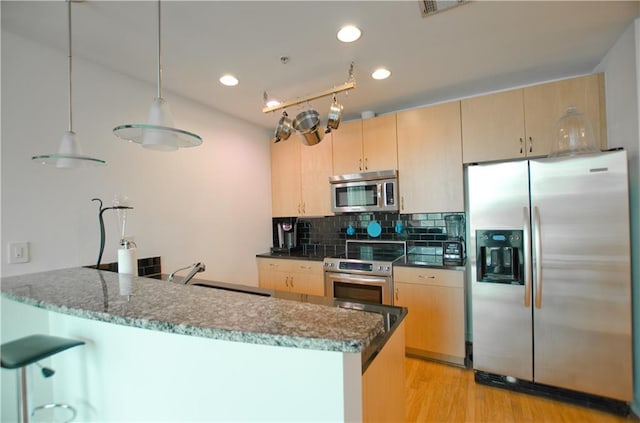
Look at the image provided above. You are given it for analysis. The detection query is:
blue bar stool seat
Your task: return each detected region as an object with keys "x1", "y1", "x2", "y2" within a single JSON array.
[{"x1": 1, "y1": 334, "x2": 85, "y2": 423}]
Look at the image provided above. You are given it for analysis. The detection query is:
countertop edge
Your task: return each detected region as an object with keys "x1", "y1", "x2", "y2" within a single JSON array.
[{"x1": 1, "y1": 290, "x2": 366, "y2": 354}]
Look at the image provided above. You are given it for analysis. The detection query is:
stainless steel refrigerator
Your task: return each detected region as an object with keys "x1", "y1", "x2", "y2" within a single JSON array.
[{"x1": 467, "y1": 150, "x2": 632, "y2": 404}]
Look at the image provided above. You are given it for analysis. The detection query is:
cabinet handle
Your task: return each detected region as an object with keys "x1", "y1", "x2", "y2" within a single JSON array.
[
  {"x1": 290, "y1": 276, "x2": 294, "y2": 288},
  {"x1": 301, "y1": 202, "x2": 306, "y2": 214},
  {"x1": 297, "y1": 203, "x2": 301, "y2": 215},
  {"x1": 529, "y1": 136, "x2": 533, "y2": 153},
  {"x1": 418, "y1": 274, "x2": 436, "y2": 279},
  {"x1": 285, "y1": 276, "x2": 289, "y2": 287},
  {"x1": 364, "y1": 157, "x2": 368, "y2": 171},
  {"x1": 395, "y1": 288, "x2": 399, "y2": 302},
  {"x1": 519, "y1": 137, "x2": 524, "y2": 154},
  {"x1": 401, "y1": 196, "x2": 405, "y2": 211},
  {"x1": 359, "y1": 158, "x2": 363, "y2": 171}
]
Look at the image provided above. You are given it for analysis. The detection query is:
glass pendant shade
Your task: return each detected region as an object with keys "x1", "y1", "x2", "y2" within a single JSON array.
[
  {"x1": 549, "y1": 106, "x2": 600, "y2": 158},
  {"x1": 113, "y1": 97, "x2": 201, "y2": 151},
  {"x1": 32, "y1": 131, "x2": 105, "y2": 169},
  {"x1": 113, "y1": 0, "x2": 202, "y2": 150},
  {"x1": 31, "y1": 0, "x2": 106, "y2": 168}
]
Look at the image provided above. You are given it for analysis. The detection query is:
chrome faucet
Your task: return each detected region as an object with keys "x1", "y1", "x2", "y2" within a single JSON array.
[{"x1": 168, "y1": 262, "x2": 206, "y2": 285}]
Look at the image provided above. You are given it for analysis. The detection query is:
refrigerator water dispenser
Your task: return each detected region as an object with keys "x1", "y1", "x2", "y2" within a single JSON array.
[{"x1": 476, "y1": 229, "x2": 524, "y2": 284}]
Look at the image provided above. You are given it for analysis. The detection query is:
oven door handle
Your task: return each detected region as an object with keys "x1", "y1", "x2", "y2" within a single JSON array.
[{"x1": 325, "y1": 272, "x2": 389, "y2": 285}]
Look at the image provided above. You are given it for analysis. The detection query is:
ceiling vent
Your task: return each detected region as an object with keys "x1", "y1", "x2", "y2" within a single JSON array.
[{"x1": 419, "y1": 0, "x2": 469, "y2": 17}]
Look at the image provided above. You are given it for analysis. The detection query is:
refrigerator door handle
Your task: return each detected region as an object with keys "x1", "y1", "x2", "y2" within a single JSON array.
[
  {"x1": 533, "y1": 206, "x2": 543, "y2": 308},
  {"x1": 523, "y1": 206, "x2": 532, "y2": 307}
]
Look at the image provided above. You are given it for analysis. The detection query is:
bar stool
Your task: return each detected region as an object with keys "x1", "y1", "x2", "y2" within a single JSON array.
[{"x1": 1, "y1": 334, "x2": 85, "y2": 423}]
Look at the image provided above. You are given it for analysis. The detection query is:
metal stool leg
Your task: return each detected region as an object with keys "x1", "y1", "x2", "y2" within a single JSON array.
[{"x1": 19, "y1": 367, "x2": 29, "y2": 423}]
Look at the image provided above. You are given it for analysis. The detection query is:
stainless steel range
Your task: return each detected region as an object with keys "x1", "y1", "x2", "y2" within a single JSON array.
[{"x1": 323, "y1": 240, "x2": 406, "y2": 305}]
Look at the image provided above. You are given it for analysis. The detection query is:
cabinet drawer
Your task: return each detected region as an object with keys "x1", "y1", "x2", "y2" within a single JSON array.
[
  {"x1": 394, "y1": 267, "x2": 463, "y2": 288},
  {"x1": 290, "y1": 260, "x2": 323, "y2": 275},
  {"x1": 258, "y1": 258, "x2": 295, "y2": 273}
]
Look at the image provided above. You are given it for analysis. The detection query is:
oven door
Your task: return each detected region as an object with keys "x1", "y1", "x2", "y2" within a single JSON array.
[{"x1": 324, "y1": 271, "x2": 393, "y2": 305}]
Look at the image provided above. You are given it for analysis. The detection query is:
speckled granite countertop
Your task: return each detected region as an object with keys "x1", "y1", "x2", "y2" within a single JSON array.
[{"x1": 1, "y1": 267, "x2": 396, "y2": 364}]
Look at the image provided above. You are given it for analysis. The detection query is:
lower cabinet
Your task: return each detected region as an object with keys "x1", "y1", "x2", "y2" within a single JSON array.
[
  {"x1": 394, "y1": 266, "x2": 465, "y2": 366},
  {"x1": 257, "y1": 258, "x2": 324, "y2": 296}
]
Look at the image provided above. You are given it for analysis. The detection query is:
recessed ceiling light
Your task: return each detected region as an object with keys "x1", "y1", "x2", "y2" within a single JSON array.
[
  {"x1": 337, "y1": 25, "x2": 361, "y2": 43},
  {"x1": 371, "y1": 68, "x2": 391, "y2": 80},
  {"x1": 219, "y1": 74, "x2": 239, "y2": 86},
  {"x1": 266, "y1": 100, "x2": 281, "y2": 108}
]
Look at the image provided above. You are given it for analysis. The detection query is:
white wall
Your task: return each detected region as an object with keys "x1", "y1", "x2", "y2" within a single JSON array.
[
  {"x1": 1, "y1": 31, "x2": 273, "y2": 285},
  {"x1": 595, "y1": 17, "x2": 640, "y2": 414}
]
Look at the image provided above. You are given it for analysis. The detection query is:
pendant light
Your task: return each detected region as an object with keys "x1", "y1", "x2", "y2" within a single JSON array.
[
  {"x1": 113, "y1": 0, "x2": 202, "y2": 151},
  {"x1": 32, "y1": 0, "x2": 106, "y2": 168}
]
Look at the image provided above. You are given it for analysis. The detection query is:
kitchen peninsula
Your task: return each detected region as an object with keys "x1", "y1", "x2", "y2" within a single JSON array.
[{"x1": 1, "y1": 267, "x2": 406, "y2": 422}]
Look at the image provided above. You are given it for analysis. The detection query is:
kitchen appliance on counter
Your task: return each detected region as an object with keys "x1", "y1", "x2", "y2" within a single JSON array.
[
  {"x1": 329, "y1": 169, "x2": 398, "y2": 213},
  {"x1": 468, "y1": 150, "x2": 632, "y2": 413},
  {"x1": 443, "y1": 214, "x2": 465, "y2": 266},
  {"x1": 324, "y1": 240, "x2": 406, "y2": 305},
  {"x1": 272, "y1": 217, "x2": 301, "y2": 253}
]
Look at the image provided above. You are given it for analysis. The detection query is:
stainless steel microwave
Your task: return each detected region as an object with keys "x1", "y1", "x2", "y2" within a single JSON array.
[{"x1": 329, "y1": 169, "x2": 398, "y2": 213}]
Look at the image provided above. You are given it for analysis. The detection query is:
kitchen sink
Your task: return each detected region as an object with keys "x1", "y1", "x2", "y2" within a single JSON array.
[{"x1": 190, "y1": 282, "x2": 272, "y2": 297}]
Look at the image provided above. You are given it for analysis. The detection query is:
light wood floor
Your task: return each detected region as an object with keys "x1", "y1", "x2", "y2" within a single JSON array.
[{"x1": 405, "y1": 357, "x2": 638, "y2": 423}]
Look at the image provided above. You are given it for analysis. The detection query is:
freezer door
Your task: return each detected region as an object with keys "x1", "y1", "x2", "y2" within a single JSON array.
[
  {"x1": 468, "y1": 161, "x2": 533, "y2": 381},
  {"x1": 530, "y1": 151, "x2": 632, "y2": 401}
]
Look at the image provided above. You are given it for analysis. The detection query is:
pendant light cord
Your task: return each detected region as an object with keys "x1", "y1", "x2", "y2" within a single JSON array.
[
  {"x1": 67, "y1": 0, "x2": 73, "y2": 133},
  {"x1": 156, "y1": 0, "x2": 162, "y2": 99}
]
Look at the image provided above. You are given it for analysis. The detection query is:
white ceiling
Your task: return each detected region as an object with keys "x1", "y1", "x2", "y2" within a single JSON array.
[{"x1": 2, "y1": 1, "x2": 639, "y2": 131}]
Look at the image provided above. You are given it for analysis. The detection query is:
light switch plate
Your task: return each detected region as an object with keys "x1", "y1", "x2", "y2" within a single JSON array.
[{"x1": 8, "y1": 242, "x2": 30, "y2": 264}]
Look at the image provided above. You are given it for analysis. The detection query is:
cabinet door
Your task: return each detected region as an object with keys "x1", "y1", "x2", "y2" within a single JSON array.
[
  {"x1": 300, "y1": 135, "x2": 333, "y2": 216},
  {"x1": 289, "y1": 260, "x2": 325, "y2": 296},
  {"x1": 270, "y1": 140, "x2": 301, "y2": 217},
  {"x1": 461, "y1": 89, "x2": 526, "y2": 163},
  {"x1": 425, "y1": 282, "x2": 465, "y2": 358},
  {"x1": 362, "y1": 114, "x2": 398, "y2": 172},
  {"x1": 395, "y1": 281, "x2": 430, "y2": 352},
  {"x1": 332, "y1": 120, "x2": 363, "y2": 175},
  {"x1": 258, "y1": 259, "x2": 291, "y2": 290},
  {"x1": 397, "y1": 101, "x2": 464, "y2": 213},
  {"x1": 394, "y1": 267, "x2": 465, "y2": 363},
  {"x1": 524, "y1": 73, "x2": 606, "y2": 157}
]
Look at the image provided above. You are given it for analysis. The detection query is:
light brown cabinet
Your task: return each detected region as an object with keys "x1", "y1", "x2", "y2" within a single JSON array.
[
  {"x1": 396, "y1": 101, "x2": 464, "y2": 213},
  {"x1": 257, "y1": 258, "x2": 325, "y2": 296},
  {"x1": 393, "y1": 266, "x2": 465, "y2": 366},
  {"x1": 332, "y1": 114, "x2": 398, "y2": 175},
  {"x1": 461, "y1": 74, "x2": 606, "y2": 163},
  {"x1": 270, "y1": 136, "x2": 333, "y2": 217}
]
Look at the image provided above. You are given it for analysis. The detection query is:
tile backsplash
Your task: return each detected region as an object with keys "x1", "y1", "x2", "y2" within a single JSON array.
[{"x1": 291, "y1": 212, "x2": 466, "y2": 265}]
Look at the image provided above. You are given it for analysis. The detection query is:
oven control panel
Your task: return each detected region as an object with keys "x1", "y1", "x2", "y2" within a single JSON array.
[{"x1": 323, "y1": 258, "x2": 394, "y2": 276}]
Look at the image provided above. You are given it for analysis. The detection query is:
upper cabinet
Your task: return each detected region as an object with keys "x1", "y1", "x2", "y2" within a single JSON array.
[
  {"x1": 461, "y1": 74, "x2": 607, "y2": 164},
  {"x1": 523, "y1": 74, "x2": 606, "y2": 156},
  {"x1": 332, "y1": 114, "x2": 398, "y2": 175},
  {"x1": 271, "y1": 139, "x2": 301, "y2": 217},
  {"x1": 397, "y1": 101, "x2": 464, "y2": 214},
  {"x1": 271, "y1": 135, "x2": 333, "y2": 217},
  {"x1": 299, "y1": 135, "x2": 334, "y2": 216}
]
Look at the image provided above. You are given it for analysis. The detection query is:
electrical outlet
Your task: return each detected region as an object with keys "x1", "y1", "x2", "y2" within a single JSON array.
[{"x1": 8, "y1": 242, "x2": 30, "y2": 264}]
